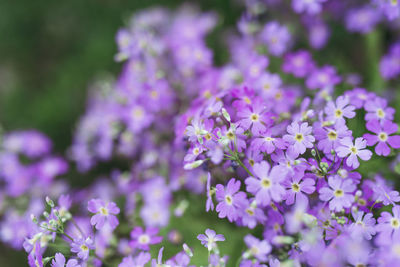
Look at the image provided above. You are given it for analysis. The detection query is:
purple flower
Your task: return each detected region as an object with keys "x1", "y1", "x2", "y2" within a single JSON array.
[
  {"x1": 70, "y1": 237, "x2": 94, "y2": 261},
  {"x1": 260, "y1": 21, "x2": 291, "y2": 56},
  {"x1": 336, "y1": 137, "x2": 372, "y2": 169},
  {"x1": 140, "y1": 203, "x2": 170, "y2": 228},
  {"x1": 376, "y1": 205, "x2": 400, "y2": 244},
  {"x1": 349, "y1": 211, "x2": 376, "y2": 240},
  {"x1": 282, "y1": 50, "x2": 315, "y2": 78},
  {"x1": 292, "y1": 0, "x2": 326, "y2": 15},
  {"x1": 345, "y1": 88, "x2": 374, "y2": 109},
  {"x1": 319, "y1": 176, "x2": 355, "y2": 211},
  {"x1": 197, "y1": 229, "x2": 225, "y2": 251},
  {"x1": 282, "y1": 170, "x2": 315, "y2": 205},
  {"x1": 129, "y1": 226, "x2": 163, "y2": 251},
  {"x1": 373, "y1": 0, "x2": 400, "y2": 21},
  {"x1": 244, "y1": 234, "x2": 271, "y2": 262},
  {"x1": 51, "y1": 253, "x2": 80, "y2": 267},
  {"x1": 374, "y1": 183, "x2": 400, "y2": 206},
  {"x1": 28, "y1": 242, "x2": 43, "y2": 267},
  {"x1": 240, "y1": 199, "x2": 267, "y2": 229},
  {"x1": 237, "y1": 100, "x2": 272, "y2": 135},
  {"x1": 314, "y1": 120, "x2": 352, "y2": 154},
  {"x1": 185, "y1": 118, "x2": 206, "y2": 143},
  {"x1": 251, "y1": 132, "x2": 286, "y2": 154},
  {"x1": 283, "y1": 122, "x2": 315, "y2": 157},
  {"x1": 324, "y1": 96, "x2": 356, "y2": 123},
  {"x1": 218, "y1": 124, "x2": 246, "y2": 153},
  {"x1": 307, "y1": 19, "x2": 330, "y2": 50},
  {"x1": 245, "y1": 161, "x2": 286, "y2": 206},
  {"x1": 363, "y1": 119, "x2": 400, "y2": 156},
  {"x1": 119, "y1": 253, "x2": 151, "y2": 267},
  {"x1": 215, "y1": 178, "x2": 247, "y2": 222},
  {"x1": 87, "y1": 199, "x2": 120, "y2": 230},
  {"x1": 380, "y1": 42, "x2": 400, "y2": 79},
  {"x1": 345, "y1": 6, "x2": 381, "y2": 34},
  {"x1": 306, "y1": 65, "x2": 341, "y2": 90},
  {"x1": 255, "y1": 72, "x2": 282, "y2": 98},
  {"x1": 364, "y1": 97, "x2": 395, "y2": 122}
]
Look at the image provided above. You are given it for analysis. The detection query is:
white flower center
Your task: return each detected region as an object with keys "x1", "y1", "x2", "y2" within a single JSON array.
[
  {"x1": 138, "y1": 234, "x2": 150, "y2": 244},
  {"x1": 378, "y1": 132, "x2": 388, "y2": 142},
  {"x1": 391, "y1": 218, "x2": 400, "y2": 229}
]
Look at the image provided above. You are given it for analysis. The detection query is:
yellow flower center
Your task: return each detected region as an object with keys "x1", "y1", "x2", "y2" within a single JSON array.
[
  {"x1": 328, "y1": 131, "x2": 337, "y2": 140},
  {"x1": 295, "y1": 133, "x2": 304, "y2": 142},
  {"x1": 292, "y1": 183, "x2": 300, "y2": 192},
  {"x1": 350, "y1": 146, "x2": 358, "y2": 154},
  {"x1": 225, "y1": 195, "x2": 233, "y2": 205},
  {"x1": 100, "y1": 207, "x2": 108, "y2": 215},
  {"x1": 334, "y1": 109, "x2": 343, "y2": 118},
  {"x1": 377, "y1": 108, "x2": 385, "y2": 118},
  {"x1": 334, "y1": 189, "x2": 344, "y2": 197},
  {"x1": 378, "y1": 132, "x2": 388, "y2": 141},
  {"x1": 391, "y1": 218, "x2": 400, "y2": 229},
  {"x1": 227, "y1": 131, "x2": 235, "y2": 140},
  {"x1": 246, "y1": 208, "x2": 255, "y2": 216},
  {"x1": 150, "y1": 90, "x2": 158, "y2": 99},
  {"x1": 251, "y1": 114, "x2": 259, "y2": 122},
  {"x1": 261, "y1": 178, "x2": 271, "y2": 188},
  {"x1": 358, "y1": 198, "x2": 366, "y2": 206}
]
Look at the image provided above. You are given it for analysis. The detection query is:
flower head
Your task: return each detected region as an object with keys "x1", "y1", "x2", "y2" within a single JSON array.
[
  {"x1": 363, "y1": 119, "x2": 400, "y2": 156},
  {"x1": 336, "y1": 137, "x2": 372, "y2": 169},
  {"x1": 70, "y1": 237, "x2": 94, "y2": 261},
  {"x1": 215, "y1": 178, "x2": 247, "y2": 222},
  {"x1": 245, "y1": 161, "x2": 286, "y2": 206},
  {"x1": 319, "y1": 176, "x2": 355, "y2": 211},
  {"x1": 129, "y1": 226, "x2": 163, "y2": 251},
  {"x1": 283, "y1": 122, "x2": 315, "y2": 157},
  {"x1": 197, "y1": 229, "x2": 225, "y2": 251},
  {"x1": 88, "y1": 199, "x2": 120, "y2": 230}
]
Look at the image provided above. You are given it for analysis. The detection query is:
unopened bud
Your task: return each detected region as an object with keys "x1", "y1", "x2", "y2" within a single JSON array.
[
  {"x1": 45, "y1": 196, "x2": 55, "y2": 208},
  {"x1": 53, "y1": 209, "x2": 60, "y2": 217},
  {"x1": 184, "y1": 160, "x2": 204, "y2": 170},
  {"x1": 31, "y1": 214, "x2": 38, "y2": 224},
  {"x1": 221, "y1": 108, "x2": 231, "y2": 122},
  {"x1": 183, "y1": 243, "x2": 193, "y2": 257},
  {"x1": 311, "y1": 149, "x2": 316, "y2": 157}
]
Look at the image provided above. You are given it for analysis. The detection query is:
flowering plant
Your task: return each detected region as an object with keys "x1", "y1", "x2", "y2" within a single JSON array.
[{"x1": 1, "y1": 0, "x2": 400, "y2": 266}]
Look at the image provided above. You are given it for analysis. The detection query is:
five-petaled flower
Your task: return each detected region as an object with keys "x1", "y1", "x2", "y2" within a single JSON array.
[
  {"x1": 197, "y1": 229, "x2": 225, "y2": 251},
  {"x1": 88, "y1": 199, "x2": 120, "y2": 230}
]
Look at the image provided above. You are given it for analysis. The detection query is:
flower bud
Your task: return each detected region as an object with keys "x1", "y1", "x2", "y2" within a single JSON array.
[
  {"x1": 221, "y1": 108, "x2": 231, "y2": 122},
  {"x1": 31, "y1": 214, "x2": 38, "y2": 224},
  {"x1": 183, "y1": 243, "x2": 193, "y2": 257},
  {"x1": 46, "y1": 196, "x2": 55, "y2": 208},
  {"x1": 184, "y1": 160, "x2": 205, "y2": 170}
]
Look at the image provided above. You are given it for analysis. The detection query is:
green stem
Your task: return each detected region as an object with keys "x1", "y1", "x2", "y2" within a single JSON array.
[
  {"x1": 62, "y1": 231, "x2": 74, "y2": 241},
  {"x1": 365, "y1": 30, "x2": 384, "y2": 92},
  {"x1": 235, "y1": 156, "x2": 254, "y2": 177},
  {"x1": 235, "y1": 255, "x2": 243, "y2": 267}
]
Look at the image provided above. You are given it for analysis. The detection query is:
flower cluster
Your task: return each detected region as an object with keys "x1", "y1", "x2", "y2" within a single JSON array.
[{"x1": 0, "y1": 1, "x2": 398, "y2": 267}]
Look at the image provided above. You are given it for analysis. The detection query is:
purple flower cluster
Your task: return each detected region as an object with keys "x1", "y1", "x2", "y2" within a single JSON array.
[{"x1": 0, "y1": 1, "x2": 398, "y2": 267}]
